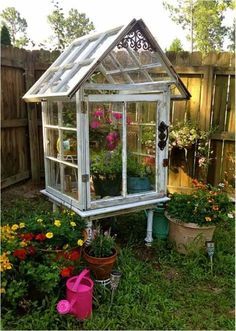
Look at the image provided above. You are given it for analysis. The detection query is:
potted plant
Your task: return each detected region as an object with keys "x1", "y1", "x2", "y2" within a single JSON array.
[
  {"x1": 83, "y1": 229, "x2": 117, "y2": 281},
  {"x1": 127, "y1": 154, "x2": 153, "y2": 194},
  {"x1": 165, "y1": 179, "x2": 234, "y2": 254},
  {"x1": 141, "y1": 125, "x2": 156, "y2": 155},
  {"x1": 90, "y1": 146, "x2": 122, "y2": 197}
]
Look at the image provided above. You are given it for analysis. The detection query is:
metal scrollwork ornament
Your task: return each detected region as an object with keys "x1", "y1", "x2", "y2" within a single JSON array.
[
  {"x1": 117, "y1": 28, "x2": 153, "y2": 52},
  {"x1": 158, "y1": 121, "x2": 169, "y2": 151}
]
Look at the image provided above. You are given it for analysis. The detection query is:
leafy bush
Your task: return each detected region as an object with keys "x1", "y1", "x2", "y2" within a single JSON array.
[
  {"x1": 87, "y1": 229, "x2": 116, "y2": 258},
  {"x1": 90, "y1": 145, "x2": 122, "y2": 175},
  {"x1": 1, "y1": 209, "x2": 86, "y2": 307},
  {"x1": 167, "y1": 180, "x2": 234, "y2": 226}
]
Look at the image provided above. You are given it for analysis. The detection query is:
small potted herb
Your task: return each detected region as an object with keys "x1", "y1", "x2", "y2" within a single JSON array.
[{"x1": 83, "y1": 229, "x2": 117, "y2": 281}]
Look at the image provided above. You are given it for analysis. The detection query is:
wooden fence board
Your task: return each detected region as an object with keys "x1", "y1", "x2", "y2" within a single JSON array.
[
  {"x1": 186, "y1": 74, "x2": 202, "y2": 123},
  {"x1": 227, "y1": 76, "x2": 235, "y2": 133},
  {"x1": 212, "y1": 75, "x2": 229, "y2": 131}
]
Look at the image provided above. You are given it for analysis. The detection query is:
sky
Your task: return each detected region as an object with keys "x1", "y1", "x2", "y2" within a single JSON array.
[{"x1": 0, "y1": 0, "x2": 234, "y2": 51}]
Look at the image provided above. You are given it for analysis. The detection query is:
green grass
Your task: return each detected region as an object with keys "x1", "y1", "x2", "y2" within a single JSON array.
[{"x1": 1, "y1": 184, "x2": 235, "y2": 330}]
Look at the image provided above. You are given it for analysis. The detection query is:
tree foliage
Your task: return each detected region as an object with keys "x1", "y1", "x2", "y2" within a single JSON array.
[
  {"x1": 167, "y1": 38, "x2": 184, "y2": 52},
  {"x1": 163, "y1": 0, "x2": 233, "y2": 53},
  {"x1": 47, "y1": 0, "x2": 95, "y2": 50},
  {"x1": 227, "y1": 19, "x2": 235, "y2": 51},
  {"x1": 1, "y1": 25, "x2": 11, "y2": 45},
  {"x1": 0, "y1": 7, "x2": 29, "y2": 48}
]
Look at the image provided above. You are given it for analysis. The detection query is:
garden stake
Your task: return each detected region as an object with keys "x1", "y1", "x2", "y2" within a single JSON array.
[
  {"x1": 205, "y1": 241, "x2": 215, "y2": 274},
  {"x1": 110, "y1": 270, "x2": 122, "y2": 306}
]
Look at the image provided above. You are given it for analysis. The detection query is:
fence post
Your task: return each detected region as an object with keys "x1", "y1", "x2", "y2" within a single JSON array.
[{"x1": 25, "y1": 52, "x2": 41, "y2": 183}]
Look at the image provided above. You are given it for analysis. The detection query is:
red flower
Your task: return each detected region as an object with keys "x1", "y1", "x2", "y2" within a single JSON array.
[
  {"x1": 60, "y1": 266, "x2": 74, "y2": 278},
  {"x1": 35, "y1": 233, "x2": 46, "y2": 241},
  {"x1": 144, "y1": 156, "x2": 155, "y2": 166},
  {"x1": 67, "y1": 249, "x2": 81, "y2": 261},
  {"x1": 20, "y1": 233, "x2": 34, "y2": 241},
  {"x1": 13, "y1": 248, "x2": 27, "y2": 260},
  {"x1": 27, "y1": 246, "x2": 36, "y2": 255}
]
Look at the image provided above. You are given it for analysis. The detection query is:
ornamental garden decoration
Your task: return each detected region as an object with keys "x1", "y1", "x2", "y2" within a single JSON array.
[{"x1": 23, "y1": 18, "x2": 191, "y2": 245}]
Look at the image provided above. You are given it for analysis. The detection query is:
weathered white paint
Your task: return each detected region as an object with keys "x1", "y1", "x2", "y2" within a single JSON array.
[
  {"x1": 84, "y1": 81, "x2": 175, "y2": 91},
  {"x1": 42, "y1": 189, "x2": 169, "y2": 218},
  {"x1": 86, "y1": 94, "x2": 163, "y2": 103},
  {"x1": 145, "y1": 209, "x2": 154, "y2": 245},
  {"x1": 122, "y1": 102, "x2": 127, "y2": 197}
]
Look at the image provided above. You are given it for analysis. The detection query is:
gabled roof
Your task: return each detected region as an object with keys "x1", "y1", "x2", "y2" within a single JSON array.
[{"x1": 23, "y1": 18, "x2": 191, "y2": 102}]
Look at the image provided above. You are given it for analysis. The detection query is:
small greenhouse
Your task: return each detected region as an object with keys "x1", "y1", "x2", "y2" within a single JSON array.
[{"x1": 23, "y1": 18, "x2": 190, "y2": 243}]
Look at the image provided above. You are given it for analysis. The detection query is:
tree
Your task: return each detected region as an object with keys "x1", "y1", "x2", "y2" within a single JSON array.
[
  {"x1": 167, "y1": 38, "x2": 184, "y2": 52},
  {"x1": 47, "y1": 0, "x2": 95, "y2": 50},
  {"x1": 1, "y1": 25, "x2": 11, "y2": 45},
  {"x1": 227, "y1": 19, "x2": 235, "y2": 51},
  {"x1": 163, "y1": 0, "x2": 233, "y2": 53},
  {"x1": 0, "y1": 7, "x2": 29, "y2": 48}
]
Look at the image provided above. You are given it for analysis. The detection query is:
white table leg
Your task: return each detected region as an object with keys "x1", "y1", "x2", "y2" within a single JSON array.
[
  {"x1": 85, "y1": 219, "x2": 93, "y2": 246},
  {"x1": 145, "y1": 209, "x2": 154, "y2": 246}
]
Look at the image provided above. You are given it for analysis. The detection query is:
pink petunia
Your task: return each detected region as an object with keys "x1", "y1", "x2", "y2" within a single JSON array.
[
  {"x1": 106, "y1": 132, "x2": 119, "y2": 143},
  {"x1": 90, "y1": 120, "x2": 101, "y2": 129},
  {"x1": 94, "y1": 108, "x2": 104, "y2": 118},
  {"x1": 113, "y1": 112, "x2": 122, "y2": 120},
  {"x1": 126, "y1": 116, "x2": 131, "y2": 125}
]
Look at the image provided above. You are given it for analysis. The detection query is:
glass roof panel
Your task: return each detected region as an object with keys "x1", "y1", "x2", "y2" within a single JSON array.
[
  {"x1": 23, "y1": 26, "x2": 123, "y2": 99},
  {"x1": 23, "y1": 18, "x2": 190, "y2": 102}
]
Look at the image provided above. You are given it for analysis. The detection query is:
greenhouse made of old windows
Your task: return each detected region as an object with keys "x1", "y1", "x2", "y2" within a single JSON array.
[{"x1": 23, "y1": 18, "x2": 190, "y2": 242}]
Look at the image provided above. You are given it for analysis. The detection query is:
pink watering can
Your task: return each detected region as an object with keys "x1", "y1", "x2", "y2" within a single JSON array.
[{"x1": 57, "y1": 269, "x2": 94, "y2": 320}]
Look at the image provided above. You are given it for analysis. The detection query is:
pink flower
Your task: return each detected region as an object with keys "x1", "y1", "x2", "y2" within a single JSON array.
[
  {"x1": 113, "y1": 112, "x2": 122, "y2": 120},
  {"x1": 127, "y1": 116, "x2": 131, "y2": 125},
  {"x1": 90, "y1": 120, "x2": 101, "y2": 129},
  {"x1": 94, "y1": 108, "x2": 104, "y2": 117},
  {"x1": 106, "y1": 132, "x2": 119, "y2": 143},
  {"x1": 107, "y1": 143, "x2": 117, "y2": 150}
]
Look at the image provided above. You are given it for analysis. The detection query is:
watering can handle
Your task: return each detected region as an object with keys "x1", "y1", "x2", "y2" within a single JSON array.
[{"x1": 72, "y1": 268, "x2": 90, "y2": 291}]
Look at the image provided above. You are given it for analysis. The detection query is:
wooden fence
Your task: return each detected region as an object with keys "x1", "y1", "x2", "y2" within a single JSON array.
[{"x1": 1, "y1": 46, "x2": 235, "y2": 192}]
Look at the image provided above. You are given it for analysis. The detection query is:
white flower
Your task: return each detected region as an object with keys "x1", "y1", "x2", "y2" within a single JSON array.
[{"x1": 227, "y1": 213, "x2": 234, "y2": 219}]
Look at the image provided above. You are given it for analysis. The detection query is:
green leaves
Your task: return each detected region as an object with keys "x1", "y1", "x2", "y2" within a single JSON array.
[
  {"x1": 167, "y1": 186, "x2": 233, "y2": 226},
  {"x1": 90, "y1": 146, "x2": 122, "y2": 175},
  {"x1": 89, "y1": 233, "x2": 116, "y2": 258},
  {"x1": 0, "y1": 7, "x2": 29, "y2": 48},
  {"x1": 163, "y1": 0, "x2": 233, "y2": 53},
  {"x1": 47, "y1": 0, "x2": 95, "y2": 50}
]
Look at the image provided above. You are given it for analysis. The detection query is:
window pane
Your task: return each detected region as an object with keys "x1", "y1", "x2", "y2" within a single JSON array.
[
  {"x1": 89, "y1": 102, "x2": 123, "y2": 200},
  {"x1": 60, "y1": 131, "x2": 77, "y2": 164},
  {"x1": 62, "y1": 102, "x2": 76, "y2": 127},
  {"x1": 62, "y1": 165, "x2": 78, "y2": 199},
  {"x1": 47, "y1": 159, "x2": 60, "y2": 191},
  {"x1": 127, "y1": 102, "x2": 156, "y2": 194},
  {"x1": 45, "y1": 129, "x2": 58, "y2": 158},
  {"x1": 46, "y1": 102, "x2": 58, "y2": 125}
]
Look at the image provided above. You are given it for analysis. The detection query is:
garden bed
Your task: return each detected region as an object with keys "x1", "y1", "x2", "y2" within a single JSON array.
[{"x1": 1, "y1": 180, "x2": 235, "y2": 330}]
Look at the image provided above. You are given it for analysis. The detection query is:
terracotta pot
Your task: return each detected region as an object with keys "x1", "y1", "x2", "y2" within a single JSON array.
[
  {"x1": 83, "y1": 248, "x2": 117, "y2": 280},
  {"x1": 165, "y1": 213, "x2": 216, "y2": 254}
]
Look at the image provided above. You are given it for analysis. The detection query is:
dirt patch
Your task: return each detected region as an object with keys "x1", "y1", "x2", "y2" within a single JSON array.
[
  {"x1": 134, "y1": 245, "x2": 157, "y2": 261},
  {"x1": 164, "y1": 268, "x2": 181, "y2": 280},
  {"x1": 2, "y1": 180, "x2": 44, "y2": 200}
]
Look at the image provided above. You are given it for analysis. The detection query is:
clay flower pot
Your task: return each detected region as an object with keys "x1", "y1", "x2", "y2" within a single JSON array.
[
  {"x1": 83, "y1": 247, "x2": 117, "y2": 281},
  {"x1": 165, "y1": 213, "x2": 216, "y2": 254}
]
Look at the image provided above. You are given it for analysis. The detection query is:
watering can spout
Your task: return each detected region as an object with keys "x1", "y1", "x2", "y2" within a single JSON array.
[{"x1": 57, "y1": 268, "x2": 94, "y2": 320}]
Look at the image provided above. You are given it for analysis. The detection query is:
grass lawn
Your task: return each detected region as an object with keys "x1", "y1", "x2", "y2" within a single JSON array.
[{"x1": 1, "y1": 182, "x2": 235, "y2": 330}]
